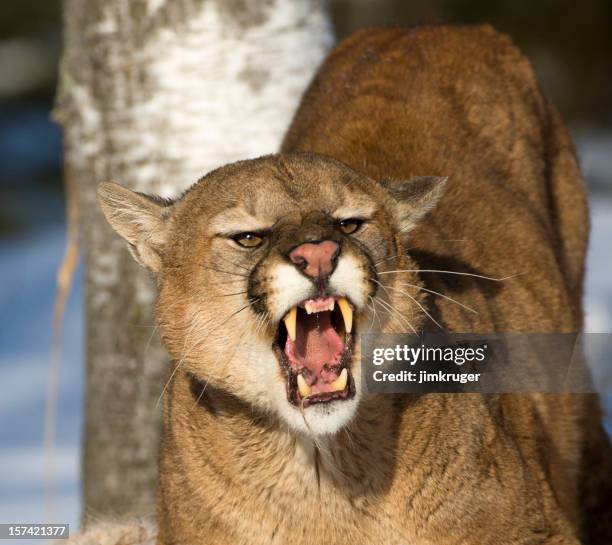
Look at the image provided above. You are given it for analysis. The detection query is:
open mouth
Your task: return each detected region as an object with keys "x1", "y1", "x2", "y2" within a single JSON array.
[{"x1": 273, "y1": 296, "x2": 356, "y2": 408}]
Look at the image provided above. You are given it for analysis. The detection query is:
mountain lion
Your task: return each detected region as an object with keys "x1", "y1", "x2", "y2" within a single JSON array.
[{"x1": 97, "y1": 25, "x2": 611, "y2": 545}]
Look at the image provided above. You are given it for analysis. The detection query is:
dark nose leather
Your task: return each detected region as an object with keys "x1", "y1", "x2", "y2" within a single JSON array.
[{"x1": 289, "y1": 240, "x2": 340, "y2": 279}]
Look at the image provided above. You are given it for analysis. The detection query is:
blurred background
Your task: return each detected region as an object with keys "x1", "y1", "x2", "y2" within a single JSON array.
[{"x1": 1, "y1": 0, "x2": 610, "y2": 538}]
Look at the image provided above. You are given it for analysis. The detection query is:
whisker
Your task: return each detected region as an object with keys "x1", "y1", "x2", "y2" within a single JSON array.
[
  {"x1": 191, "y1": 377, "x2": 210, "y2": 410},
  {"x1": 374, "y1": 254, "x2": 408, "y2": 267},
  {"x1": 163, "y1": 262, "x2": 248, "y2": 279},
  {"x1": 212, "y1": 279, "x2": 249, "y2": 286},
  {"x1": 393, "y1": 281, "x2": 478, "y2": 315},
  {"x1": 372, "y1": 295, "x2": 417, "y2": 335},
  {"x1": 343, "y1": 426, "x2": 357, "y2": 452},
  {"x1": 248, "y1": 311, "x2": 270, "y2": 341},
  {"x1": 215, "y1": 253, "x2": 251, "y2": 272},
  {"x1": 374, "y1": 296, "x2": 417, "y2": 334},
  {"x1": 157, "y1": 318, "x2": 202, "y2": 409},
  {"x1": 367, "y1": 295, "x2": 394, "y2": 333},
  {"x1": 373, "y1": 279, "x2": 442, "y2": 330},
  {"x1": 195, "y1": 265, "x2": 250, "y2": 278},
  {"x1": 367, "y1": 296, "x2": 380, "y2": 331},
  {"x1": 214, "y1": 290, "x2": 248, "y2": 298},
  {"x1": 190, "y1": 312, "x2": 263, "y2": 411},
  {"x1": 298, "y1": 404, "x2": 330, "y2": 458},
  {"x1": 144, "y1": 324, "x2": 160, "y2": 355},
  {"x1": 156, "y1": 298, "x2": 259, "y2": 407},
  {"x1": 368, "y1": 295, "x2": 402, "y2": 333},
  {"x1": 374, "y1": 241, "x2": 473, "y2": 269},
  {"x1": 378, "y1": 269, "x2": 521, "y2": 282}
]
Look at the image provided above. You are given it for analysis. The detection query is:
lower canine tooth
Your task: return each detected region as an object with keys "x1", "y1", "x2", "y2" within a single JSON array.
[
  {"x1": 297, "y1": 374, "x2": 311, "y2": 398},
  {"x1": 330, "y1": 368, "x2": 348, "y2": 392},
  {"x1": 284, "y1": 307, "x2": 297, "y2": 341},
  {"x1": 337, "y1": 298, "x2": 353, "y2": 333}
]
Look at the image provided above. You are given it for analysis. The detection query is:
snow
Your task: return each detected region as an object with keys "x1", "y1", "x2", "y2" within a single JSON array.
[
  {"x1": 0, "y1": 222, "x2": 83, "y2": 542},
  {"x1": 0, "y1": 135, "x2": 611, "y2": 542},
  {"x1": 585, "y1": 199, "x2": 612, "y2": 333}
]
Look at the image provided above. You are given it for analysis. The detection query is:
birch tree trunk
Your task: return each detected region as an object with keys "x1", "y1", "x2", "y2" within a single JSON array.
[{"x1": 55, "y1": 0, "x2": 332, "y2": 522}]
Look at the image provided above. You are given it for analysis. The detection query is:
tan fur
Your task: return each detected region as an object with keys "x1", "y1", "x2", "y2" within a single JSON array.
[{"x1": 98, "y1": 25, "x2": 611, "y2": 545}]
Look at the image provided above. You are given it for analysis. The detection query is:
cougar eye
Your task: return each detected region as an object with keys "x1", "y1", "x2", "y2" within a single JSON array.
[
  {"x1": 232, "y1": 232, "x2": 265, "y2": 248},
  {"x1": 337, "y1": 218, "x2": 364, "y2": 235}
]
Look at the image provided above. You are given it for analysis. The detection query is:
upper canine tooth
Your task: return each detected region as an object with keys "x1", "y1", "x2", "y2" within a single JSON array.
[
  {"x1": 337, "y1": 298, "x2": 353, "y2": 333},
  {"x1": 297, "y1": 374, "x2": 311, "y2": 398},
  {"x1": 328, "y1": 300, "x2": 335, "y2": 311},
  {"x1": 330, "y1": 368, "x2": 348, "y2": 392},
  {"x1": 305, "y1": 301, "x2": 314, "y2": 314},
  {"x1": 284, "y1": 307, "x2": 297, "y2": 341}
]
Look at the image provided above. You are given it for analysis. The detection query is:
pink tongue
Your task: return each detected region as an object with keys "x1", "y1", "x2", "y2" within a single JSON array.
[{"x1": 285, "y1": 310, "x2": 344, "y2": 379}]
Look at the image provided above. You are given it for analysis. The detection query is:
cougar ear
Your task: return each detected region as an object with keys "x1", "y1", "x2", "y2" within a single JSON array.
[
  {"x1": 382, "y1": 176, "x2": 447, "y2": 236},
  {"x1": 97, "y1": 182, "x2": 173, "y2": 273}
]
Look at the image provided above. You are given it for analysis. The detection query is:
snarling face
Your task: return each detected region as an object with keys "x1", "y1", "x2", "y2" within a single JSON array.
[{"x1": 98, "y1": 153, "x2": 445, "y2": 435}]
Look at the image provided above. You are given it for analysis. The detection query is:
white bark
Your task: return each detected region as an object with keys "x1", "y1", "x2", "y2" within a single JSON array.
[{"x1": 56, "y1": 0, "x2": 332, "y2": 521}]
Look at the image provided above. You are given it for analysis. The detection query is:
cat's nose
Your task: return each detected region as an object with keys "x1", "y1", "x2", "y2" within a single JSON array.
[{"x1": 289, "y1": 240, "x2": 340, "y2": 279}]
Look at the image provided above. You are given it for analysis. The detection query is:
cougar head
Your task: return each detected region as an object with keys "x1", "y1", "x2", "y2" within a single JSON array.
[{"x1": 98, "y1": 153, "x2": 445, "y2": 436}]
